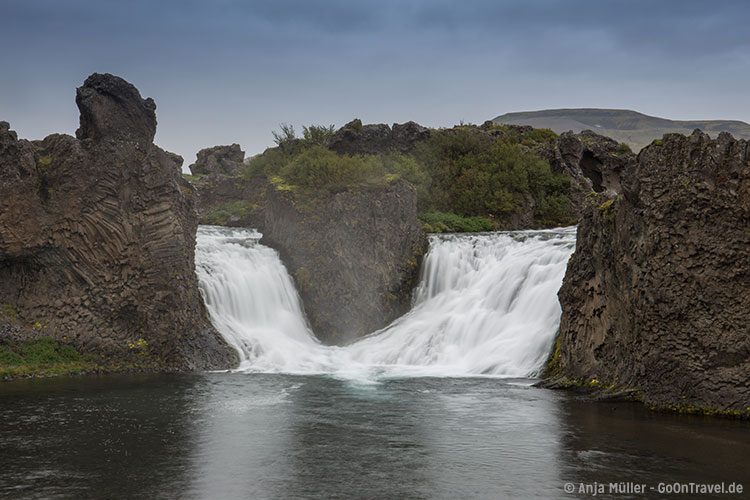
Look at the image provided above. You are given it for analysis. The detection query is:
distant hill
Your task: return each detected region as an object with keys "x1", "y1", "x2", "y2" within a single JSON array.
[{"x1": 492, "y1": 108, "x2": 750, "y2": 151}]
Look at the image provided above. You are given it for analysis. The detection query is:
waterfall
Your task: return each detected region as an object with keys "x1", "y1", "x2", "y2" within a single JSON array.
[
  {"x1": 195, "y1": 226, "x2": 576, "y2": 378},
  {"x1": 195, "y1": 226, "x2": 325, "y2": 372}
]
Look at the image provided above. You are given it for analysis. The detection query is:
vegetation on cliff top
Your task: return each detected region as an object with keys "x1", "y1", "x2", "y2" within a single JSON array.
[{"x1": 243, "y1": 122, "x2": 574, "y2": 231}]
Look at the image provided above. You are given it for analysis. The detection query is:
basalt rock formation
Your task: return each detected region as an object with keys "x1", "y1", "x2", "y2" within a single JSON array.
[
  {"x1": 189, "y1": 129, "x2": 428, "y2": 344},
  {"x1": 549, "y1": 130, "x2": 750, "y2": 413},
  {"x1": 328, "y1": 119, "x2": 431, "y2": 155},
  {"x1": 545, "y1": 129, "x2": 636, "y2": 215},
  {"x1": 260, "y1": 179, "x2": 426, "y2": 345},
  {"x1": 0, "y1": 73, "x2": 238, "y2": 371},
  {"x1": 189, "y1": 144, "x2": 245, "y2": 177}
]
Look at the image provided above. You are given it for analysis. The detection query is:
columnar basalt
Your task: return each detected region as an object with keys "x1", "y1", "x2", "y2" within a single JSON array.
[
  {"x1": 0, "y1": 74, "x2": 237, "y2": 371},
  {"x1": 550, "y1": 130, "x2": 750, "y2": 413}
]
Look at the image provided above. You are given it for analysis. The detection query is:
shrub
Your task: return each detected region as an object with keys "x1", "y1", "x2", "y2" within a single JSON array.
[
  {"x1": 272, "y1": 123, "x2": 297, "y2": 146},
  {"x1": 419, "y1": 212, "x2": 494, "y2": 233},
  {"x1": 245, "y1": 122, "x2": 574, "y2": 230},
  {"x1": 414, "y1": 130, "x2": 572, "y2": 225},
  {"x1": 202, "y1": 201, "x2": 256, "y2": 225},
  {"x1": 302, "y1": 124, "x2": 336, "y2": 146}
]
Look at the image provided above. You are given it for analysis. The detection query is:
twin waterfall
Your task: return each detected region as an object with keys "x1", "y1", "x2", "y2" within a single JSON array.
[{"x1": 195, "y1": 226, "x2": 576, "y2": 378}]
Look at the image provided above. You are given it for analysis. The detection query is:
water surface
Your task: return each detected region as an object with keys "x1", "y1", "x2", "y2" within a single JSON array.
[{"x1": 1, "y1": 373, "x2": 748, "y2": 499}]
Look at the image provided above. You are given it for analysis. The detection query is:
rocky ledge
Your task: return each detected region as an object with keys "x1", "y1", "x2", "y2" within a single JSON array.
[
  {"x1": 0, "y1": 73, "x2": 238, "y2": 372},
  {"x1": 548, "y1": 130, "x2": 750, "y2": 415}
]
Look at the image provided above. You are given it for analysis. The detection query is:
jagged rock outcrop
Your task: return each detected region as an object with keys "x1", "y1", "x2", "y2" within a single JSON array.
[
  {"x1": 75, "y1": 73, "x2": 157, "y2": 144},
  {"x1": 0, "y1": 73, "x2": 238, "y2": 370},
  {"x1": 260, "y1": 180, "x2": 427, "y2": 345},
  {"x1": 549, "y1": 130, "x2": 750, "y2": 413},
  {"x1": 189, "y1": 144, "x2": 245, "y2": 177},
  {"x1": 545, "y1": 130, "x2": 636, "y2": 214},
  {"x1": 328, "y1": 119, "x2": 431, "y2": 155}
]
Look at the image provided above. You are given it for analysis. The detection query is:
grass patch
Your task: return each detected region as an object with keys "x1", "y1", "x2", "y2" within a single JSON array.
[
  {"x1": 182, "y1": 173, "x2": 205, "y2": 182},
  {"x1": 0, "y1": 337, "x2": 96, "y2": 379},
  {"x1": 419, "y1": 211, "x2": 494, "y2": 233},
  {"x1": 201, "y1": 201, "x2": 257, "y2": 225}
]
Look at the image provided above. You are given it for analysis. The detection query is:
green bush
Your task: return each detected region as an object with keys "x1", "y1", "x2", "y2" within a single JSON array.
[
  {"x1": 413, "y1": 129, "x2": 572, "y2": 226},
  {"x1": 244, "y1": 122, "x2": 574, "y2": 230},
  {"x1": 302, "y1": 124, "x2": 336, "y2": 146},
  {"x1": 419, "y1": 212, "x2": 494, "y2": 233},
  {"x1": 280, "y1": 146, "x2": 379, "y2": 188},
  {"x1": 272, "y1": 123, "x2": 297, "y2": 146},
  {"x1": 202, "y1": 201, "x2": 256, "y2": 225}
]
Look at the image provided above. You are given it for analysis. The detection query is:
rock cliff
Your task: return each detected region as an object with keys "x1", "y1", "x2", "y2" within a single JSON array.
[
  {"x1": 549, "y1": 130, "x2": 750, "y2": 414},
  {"x1": 0, "y1": 74, "x2": 238, "y2": 371},
  {"x1": 328, "y1": 119, "x2": 431, "y2": 155},
  {"x1": 544, "y1": 129, "x2": 636, "y2": 215},
  {"x1": 260, "y1": 180, "x2": 427, "y2": 345}
]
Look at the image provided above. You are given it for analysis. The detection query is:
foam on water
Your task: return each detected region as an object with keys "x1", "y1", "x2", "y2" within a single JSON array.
[{"x1": 195, "y1": 225, "x2": 576, "y2": 379}]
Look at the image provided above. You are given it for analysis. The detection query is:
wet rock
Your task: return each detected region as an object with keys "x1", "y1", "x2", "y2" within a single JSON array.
[
  {"x1": 260, "y1": 179, "x2": 427, "y2": 345},
  {"x1": 551, "y1": 130, "x2": 750, "y2": 413}
]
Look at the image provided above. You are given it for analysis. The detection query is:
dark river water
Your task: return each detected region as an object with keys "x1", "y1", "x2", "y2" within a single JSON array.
[{"x1": 0, "y1": 373, "x2": 748, "y2": 499}]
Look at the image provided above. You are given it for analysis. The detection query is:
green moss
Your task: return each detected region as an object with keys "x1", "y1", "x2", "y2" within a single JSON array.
[
  {"x1": 0, "y1": 304, "x2": 17, "y2": 320},
  {"x1": 127, "y1": 338, "x2": 149, "y2": 353},
  {"x1": 269, "y1": 175, "x2": 296, "y2": 192},
  {"x1": 598, "y1": 198, "x2": 615, "y2": 212},
  {"x1": 182, "y1": 173, "x2": 204, "y2": 182},
  {"x1": 0, "y1": 337, "x2": 97, "y2": 379},
  {"x1": 37, "y1": 155, "x2": 53, "y2": 170},
  {"x1": 544, "y1": 335, "x2": 562, "y2": 377},
  {"x1": 293, "y1": 267, "x2": 312, "y2": 291},
  {"x1": 202, "y1": 201, "x2": 257, "y2": 225},
  {"x1": 419, "y1": 212, "x2": 494, "y2": 233},
  {"x1": 648, "y1": 403, "x2": 750, "y2": 420},
  {"x1": 616, "y1": 142, "x2": 632, "y2": 155}
]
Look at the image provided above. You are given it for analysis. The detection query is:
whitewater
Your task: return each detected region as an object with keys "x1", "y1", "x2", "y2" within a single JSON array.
[{"x1": 195, "y1": 225, "x2": 576, "y2": 379}]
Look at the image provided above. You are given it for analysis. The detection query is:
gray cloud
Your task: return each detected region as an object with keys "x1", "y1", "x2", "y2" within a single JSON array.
[{"x1": 2, "y1": 0, "x2": 748, "y2": 165}]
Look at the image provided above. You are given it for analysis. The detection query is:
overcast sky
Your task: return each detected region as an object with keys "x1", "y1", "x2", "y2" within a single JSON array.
[{"x1": 2, "y1": 0, "x2": 749, "y2": 165}]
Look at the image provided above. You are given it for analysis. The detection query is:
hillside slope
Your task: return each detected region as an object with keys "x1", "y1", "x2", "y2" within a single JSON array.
[{"x1": 493, "y1": 108, "x2": 750, "y2": 151}]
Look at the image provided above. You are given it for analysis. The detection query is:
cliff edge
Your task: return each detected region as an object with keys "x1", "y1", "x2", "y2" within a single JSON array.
[
  {"x1": 549, "y1": 130, "x2": 749, "y2": 414},
  {"x1": 0, "y1": 73, "x2": 238, "y2": 372}
]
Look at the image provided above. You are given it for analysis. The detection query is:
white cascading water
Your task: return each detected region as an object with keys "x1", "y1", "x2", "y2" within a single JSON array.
[{"x1": 195, "y1": 225, "x2": 576, "y2": 378}]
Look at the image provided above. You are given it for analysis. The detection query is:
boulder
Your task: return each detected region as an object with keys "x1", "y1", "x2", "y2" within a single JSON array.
[
  {"x1": 392, "y1": 121, "x2": 431, "y2": 152},
  {"x1": 189, "y1": 144, "x2": 245, "y2": 176},
  {"x1": 75, "y1": 73, "x2": 157, "y2": 144}
]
